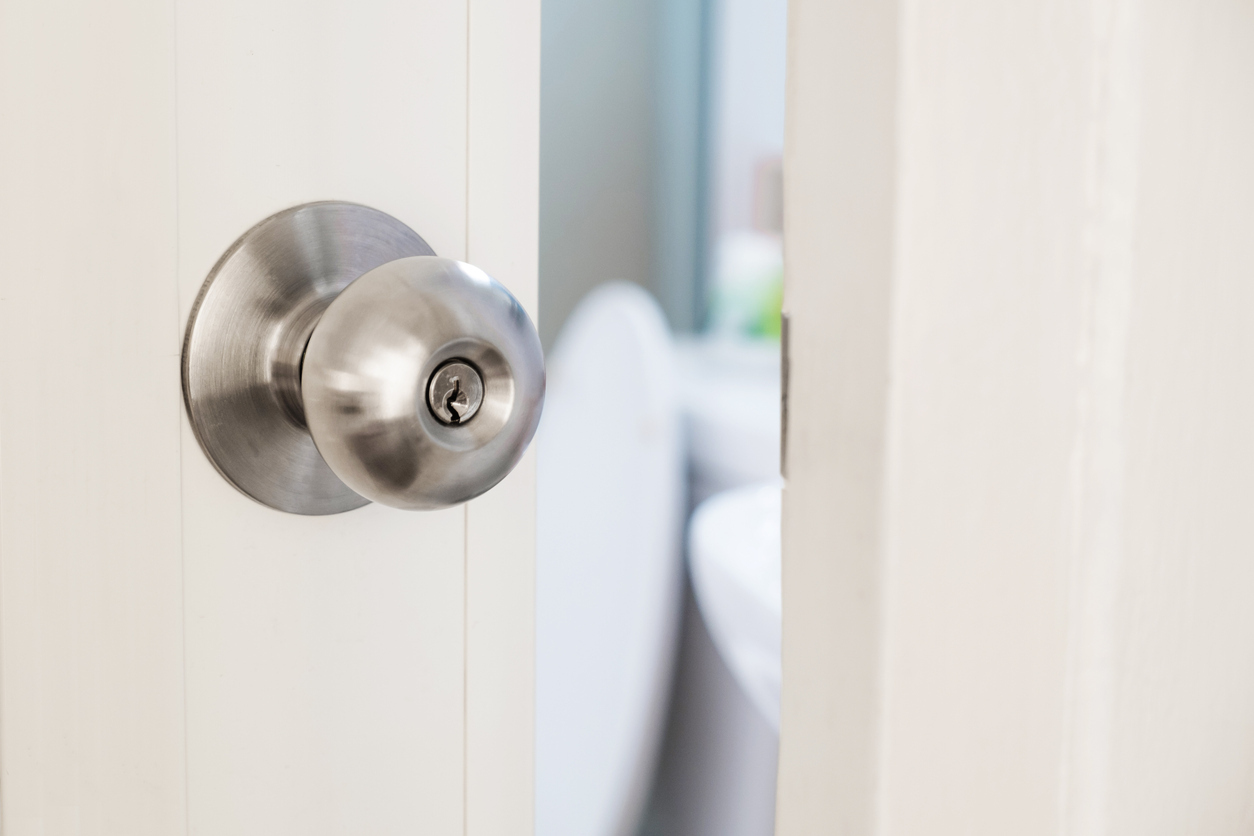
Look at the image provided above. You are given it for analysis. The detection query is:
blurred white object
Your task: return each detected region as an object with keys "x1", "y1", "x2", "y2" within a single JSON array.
[
  {"x1": 688, "y1": 481, "x2": 782, "y2": 730},
  {"x1": 676, "y1": 337, "x2": 780, "y2": 505},
  {"x1": 537, "y1": 283, "x2": 686, "y2": 836}
]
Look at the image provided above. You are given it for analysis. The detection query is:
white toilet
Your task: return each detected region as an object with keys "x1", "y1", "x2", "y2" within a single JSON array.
[{"x1": 536, "y1": 283, "x2": 687, "y2": 836}]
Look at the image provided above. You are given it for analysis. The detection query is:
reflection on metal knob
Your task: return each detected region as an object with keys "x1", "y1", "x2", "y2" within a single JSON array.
[{"x1": 182, "y1": 201, "x2": 545, "y2": 515}]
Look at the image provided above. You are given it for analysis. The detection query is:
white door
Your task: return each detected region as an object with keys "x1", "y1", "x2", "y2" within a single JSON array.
[{"x1": 0, "y1": 1, "x2": 538, "y2": 833}]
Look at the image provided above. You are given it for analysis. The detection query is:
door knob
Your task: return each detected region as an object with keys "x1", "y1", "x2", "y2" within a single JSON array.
[{"x1": 182, "y1": 201, "x2": 545, "y2": 514}]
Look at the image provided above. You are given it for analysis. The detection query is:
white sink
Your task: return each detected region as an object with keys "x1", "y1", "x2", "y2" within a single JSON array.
[{"x1": 688, "y1": 481, "x2": 782, "y2": 730}]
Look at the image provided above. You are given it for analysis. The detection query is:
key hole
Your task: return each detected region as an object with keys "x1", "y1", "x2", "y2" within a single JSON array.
[{"x1": 444, "y1": 376, "x2": 463, "y2": 424}]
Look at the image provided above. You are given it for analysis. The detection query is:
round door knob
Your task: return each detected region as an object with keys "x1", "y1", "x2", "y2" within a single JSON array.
[
  {"x1": 182, "y1": 201, "x2": 545, "y2": 515},
  {"x1": 302, "y1": 256, "x2": 543, "y2": 510}
]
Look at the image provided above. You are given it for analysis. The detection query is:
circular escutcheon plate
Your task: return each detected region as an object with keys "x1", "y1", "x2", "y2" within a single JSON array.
[{"x1": 182, "y1": 201, "x2": 435, "y2": 514}]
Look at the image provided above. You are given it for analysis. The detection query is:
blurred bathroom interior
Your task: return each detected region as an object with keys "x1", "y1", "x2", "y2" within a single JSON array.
[{"x1": 535, "y1": 0, "x2": 788, "y2": 835}]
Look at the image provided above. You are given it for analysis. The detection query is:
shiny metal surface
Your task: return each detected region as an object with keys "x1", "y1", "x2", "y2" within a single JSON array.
[
  {"x1": 182, "y1": 202, "x2": 435, "y2": 514},
  {"x1": 427, "y1": 361, "x2": 485, "y2": 425},
  {"x1": 303, "y1": 257, "x2": 545, "y2": 510}
]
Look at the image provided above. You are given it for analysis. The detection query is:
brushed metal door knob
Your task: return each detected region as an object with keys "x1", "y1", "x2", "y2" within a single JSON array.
[{"x1": 182, "y1": 201, "x2": 545, "y2": 514}]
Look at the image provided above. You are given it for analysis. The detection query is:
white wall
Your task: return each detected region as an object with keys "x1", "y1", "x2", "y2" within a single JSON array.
[
  {"x1": 779, "y1": 0, "x2": 1254, "y2": 833},
  {"x1": 539, "y1": 0, "x2": 656, "y2": 346},
  {"x1": 540, "y1": 0, "x2": 713, "y2": 341}
]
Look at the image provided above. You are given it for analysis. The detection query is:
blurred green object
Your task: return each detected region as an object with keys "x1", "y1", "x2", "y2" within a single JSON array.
[
  {"x1": 708, "y1": 232, "x2": 783, "y2": 341},
  {"x1": 750, "y1": 270, "x2": 783, "y2": 339}
]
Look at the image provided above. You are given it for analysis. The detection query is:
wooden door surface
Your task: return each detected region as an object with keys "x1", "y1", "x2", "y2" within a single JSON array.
[{"x1": 0, "y1": 1, "x2": 538, "y2": 833}]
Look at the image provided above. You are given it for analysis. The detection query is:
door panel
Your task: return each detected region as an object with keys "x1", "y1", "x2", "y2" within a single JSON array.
[
  {"x1": 177, "y1": 1, "x2": 469, "y2": 831},
  {"x1": 464, "y1": 1, "x2": 541, "y2": 833},
  {"x1": 0, "y1": 0, "x2": 185, "y2": 831}
]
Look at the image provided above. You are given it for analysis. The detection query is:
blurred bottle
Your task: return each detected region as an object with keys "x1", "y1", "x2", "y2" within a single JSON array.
[{"x1": 707, "y1": 230, "x2": 783, "y2": 340}]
